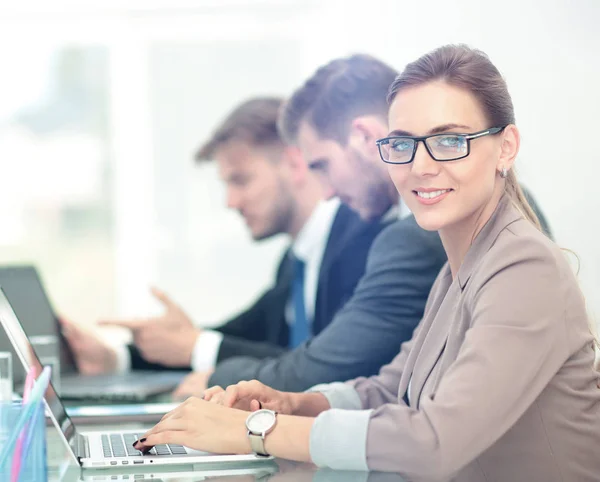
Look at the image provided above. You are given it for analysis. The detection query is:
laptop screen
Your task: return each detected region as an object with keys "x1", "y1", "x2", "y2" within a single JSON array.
[
  {"x1": 0, "y1": 266, "x2": 78, "y2": 381},
  {"x1": 0, "y1": 287, "x2": 76, "y2": 444}
]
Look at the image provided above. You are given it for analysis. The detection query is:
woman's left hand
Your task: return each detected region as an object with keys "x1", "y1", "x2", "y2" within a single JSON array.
[{"x1": 133, "y1": 397, "x2": 251, "y2": 455}]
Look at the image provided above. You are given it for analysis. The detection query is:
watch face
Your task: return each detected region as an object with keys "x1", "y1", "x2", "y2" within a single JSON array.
[{"x1": 247, "y1": 410, "x2": 276, "y2": 433}]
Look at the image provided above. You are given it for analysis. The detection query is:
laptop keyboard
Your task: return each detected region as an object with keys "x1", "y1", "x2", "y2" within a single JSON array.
[{"x1": 101, "y1": 433, "x2": 188, "y2": 458}]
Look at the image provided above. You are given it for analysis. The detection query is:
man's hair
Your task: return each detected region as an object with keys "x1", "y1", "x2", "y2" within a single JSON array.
[
  {"x1": 196, "y1": 97, "x2": 284, "y2": 161},
  {"x1": 278, "y1": 54, "x2": 398, "y2": 146}
]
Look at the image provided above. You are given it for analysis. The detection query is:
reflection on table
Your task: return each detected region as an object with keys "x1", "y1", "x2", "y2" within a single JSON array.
[{"x1": 47, "y1": 423, "x2": 407, "y2": 482}]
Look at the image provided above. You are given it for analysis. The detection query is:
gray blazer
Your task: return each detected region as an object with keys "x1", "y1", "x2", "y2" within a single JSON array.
[{"x1": 310, "y1": 196, "x2": 600, "y2": 481}]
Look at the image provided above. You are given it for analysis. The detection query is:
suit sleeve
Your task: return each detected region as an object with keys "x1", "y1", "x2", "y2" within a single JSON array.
[
  {"x1": 208, "y1": 219, "x2": 447, "y2": 391},
  {"x1": 129, "y1": 252, "x2": 291, "y2": 371},
  {"x1": 128, "y1": 344, "x2": 182, "y2": 371},
  {"x1": 216, "y1": 335, "x2": 288, "y2": 362}
]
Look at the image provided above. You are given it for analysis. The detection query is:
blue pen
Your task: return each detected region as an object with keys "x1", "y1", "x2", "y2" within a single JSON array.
[
  {"x1": 0, "y1": 367, "x2": 51, "y2": 470},
  {"x1": 15, "y1": 400, "x2": 44, "y2": 481}
]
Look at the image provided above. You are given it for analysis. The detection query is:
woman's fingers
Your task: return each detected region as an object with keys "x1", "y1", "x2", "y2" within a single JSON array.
[
  {"x1": 137, "y1": 430, "x2": 189, "y2": 451},
  {"x1": 223, "y1": 384, "x2": 241, "y2": 408},
  {"x1": 202, "y1": 385, "x2": 224, "y2": 401},
  {"x1": 134, "y1": 416, "x2": 189, "y2": 451},
  {"x1": 158, "y1": 396, "x2": 199, "y2": 423}
]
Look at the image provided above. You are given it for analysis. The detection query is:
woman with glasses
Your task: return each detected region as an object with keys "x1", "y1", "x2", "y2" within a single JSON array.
[{"x1": 133, "y1": 45, "x2": 600, "y2": 480}]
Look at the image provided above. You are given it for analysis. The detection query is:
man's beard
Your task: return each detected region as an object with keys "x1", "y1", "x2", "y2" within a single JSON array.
[
  {"x1": 351, "y1": 148, "x2": 396, "y2": 221},
  {"x1": 252, "y1": 182, "x2": 297, "y2": 241}
]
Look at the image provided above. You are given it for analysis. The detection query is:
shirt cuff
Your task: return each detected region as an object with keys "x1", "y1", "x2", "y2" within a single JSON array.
[
  {"x1": 307, "y1": 382, "x2": 363, "y2": 410},
  {"x1": 191, "y1": 330, "x2": 223, "y2": 372},
  {"x1": 310, "y1": 408, "x2": 372, "y2": 471},
  {"x1": 114, "y1": 343, "x2": 131, "y2": 374}
]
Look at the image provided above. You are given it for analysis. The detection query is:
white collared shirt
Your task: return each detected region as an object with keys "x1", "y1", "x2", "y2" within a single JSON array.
[
  {"x1": 193, "y1": 198, "x2": 340, "y2": 372},
  {"x1": 115, "y1": 199, "x2": 342, "y2": 374},
  {"x1": 284, "y1": 198, "x2": 341, "y2": 326},
  {"x1": 115, "y1": 197, "x2": 404, "y2": 373}
]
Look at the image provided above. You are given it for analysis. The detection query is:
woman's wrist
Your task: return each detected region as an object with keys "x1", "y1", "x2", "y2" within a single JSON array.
[
  {"x1": 289, "y1": 392, "x2": 330, "y2": 417},
  {"x1": 231, "y1": 409, "x2": 253, "y2": 454}
]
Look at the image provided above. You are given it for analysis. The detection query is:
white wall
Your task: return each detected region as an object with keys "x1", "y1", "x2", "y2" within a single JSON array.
[
  {"x1": 139, "y1": 0, "x2": 600, "y2": 325},
  {"x1": 1, "y1": 0, "x2": 598, "y2": 328}
]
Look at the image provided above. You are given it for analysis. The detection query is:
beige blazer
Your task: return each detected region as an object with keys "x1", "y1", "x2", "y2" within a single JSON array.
[{"x1": 349, "y1": 195, "x2": 600, "y2": 481}]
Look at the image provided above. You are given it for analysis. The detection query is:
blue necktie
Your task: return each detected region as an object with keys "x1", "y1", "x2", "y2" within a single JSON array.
[{"x1": 289, "y1": 255, "x2": 309, "y2": 348}]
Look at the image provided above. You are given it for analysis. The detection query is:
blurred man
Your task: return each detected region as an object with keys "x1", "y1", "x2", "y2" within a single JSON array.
[
  {"x1": 62, "y1": 97, "x2": 385, "y2": 383},
  {"x1": 192, "y1": 54, "x2": 550, "y2": 394}
]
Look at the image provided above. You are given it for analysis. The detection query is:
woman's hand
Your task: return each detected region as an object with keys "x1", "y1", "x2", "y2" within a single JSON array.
[
  {"x1": 133, "y1": 397, "x2": 250, "y2": 455},
  {"x1": 203, "y1": 380, "x2": 296, "y2": 414}
]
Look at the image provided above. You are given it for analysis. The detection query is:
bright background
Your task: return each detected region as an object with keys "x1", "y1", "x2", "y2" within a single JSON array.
[{"x1": 0, "y1": 0, "x2": 598, "y2": 336}]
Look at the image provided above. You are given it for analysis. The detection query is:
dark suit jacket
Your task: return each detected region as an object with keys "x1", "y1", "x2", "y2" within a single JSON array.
[
  {"x1": 129, "y1": 203, "x2": 385, "y2": 370},
  {"x1": 209, "y1": 215, "x2": 448, "y2": 391},
  {"x1": 209, "y1": 187, "x2": 553, "y2": 392}
]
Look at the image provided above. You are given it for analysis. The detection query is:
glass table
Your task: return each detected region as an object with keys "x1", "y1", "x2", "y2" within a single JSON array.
[{"x1": 46, "y1": 422, "x2": 407, "y2": 482}]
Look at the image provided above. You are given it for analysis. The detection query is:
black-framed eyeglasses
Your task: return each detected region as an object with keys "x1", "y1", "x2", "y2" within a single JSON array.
[{"x1": 375, "y1": 126, "x2": 506, "y2": 165}]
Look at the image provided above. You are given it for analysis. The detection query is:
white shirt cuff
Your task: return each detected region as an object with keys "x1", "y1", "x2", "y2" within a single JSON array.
[
  {"x1": 191, "y1": 330, "x2": 223, "y2": 372},
  {"x1": 308, "y1": 382, "x2": 363, "y2": 410},
  {"x1": 114, "y1": 343, "x2": 131, "y2": 374},
  {"x1": 310, "y1": 408, "x2": 372, "y2": 471}
]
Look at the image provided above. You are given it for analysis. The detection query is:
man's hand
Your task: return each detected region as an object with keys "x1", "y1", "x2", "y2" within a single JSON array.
[
  {"x1": 100, "y1": 287, "x2": 200, "y2": 368},
  {"x1": 172, "y1": 370, "x2": 213, "y2": 400},
  {"x1": 60, "y1": 317, "x2": 118, "y2": 375}
]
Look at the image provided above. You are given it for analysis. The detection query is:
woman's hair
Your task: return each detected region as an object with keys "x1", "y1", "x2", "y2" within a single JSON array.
[{"x1": 387, "y1": 44, "x2": 541, "y2": 231}]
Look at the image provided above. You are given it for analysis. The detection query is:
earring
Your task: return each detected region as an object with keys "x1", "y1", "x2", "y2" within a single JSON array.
[{"x1": 500, "y1": 167, "x2": 508, "y2": 178}]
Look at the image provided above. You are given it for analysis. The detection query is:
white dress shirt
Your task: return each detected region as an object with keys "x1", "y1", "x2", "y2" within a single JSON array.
[
  {"x1": 114, "y1": 198, "x2": 342, "y2": 374},
  {"x1": 284, "y1": 198, "x2": 341, "y2": 327},
  {"x1": 193, "y1": 198, "x2": 340, "y2": 371}
]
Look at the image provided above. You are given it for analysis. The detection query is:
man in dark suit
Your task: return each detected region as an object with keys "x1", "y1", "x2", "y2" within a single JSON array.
[
  {"x1": 62, "y1": 97, "x2": 384, "y2": 384},
  {"x1": 199, "y1": 54, "x2": 551, "y2": 394}
]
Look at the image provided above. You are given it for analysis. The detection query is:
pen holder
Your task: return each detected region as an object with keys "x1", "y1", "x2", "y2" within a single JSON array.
[{"x1": 0, "y1": 401, "x2": 47, "y2": 481}]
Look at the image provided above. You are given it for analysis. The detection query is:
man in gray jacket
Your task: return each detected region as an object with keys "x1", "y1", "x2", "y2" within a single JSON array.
[{"x1": 174, "y1": 54, "x2": 448, "y2": 395}]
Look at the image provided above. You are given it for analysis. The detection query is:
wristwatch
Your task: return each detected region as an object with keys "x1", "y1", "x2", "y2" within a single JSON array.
[{"x1": 245, "y1": 409, "x2": 278, "y2": 456}]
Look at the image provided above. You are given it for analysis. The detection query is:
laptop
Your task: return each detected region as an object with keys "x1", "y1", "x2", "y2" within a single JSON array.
[
  {"x1": 65, "y1": 402, "x2": 180, "y2": 425},
  {"x1": 0, "y1": 266, "x2": 186, "y2": 401},
  {"x1": 0, "y1": 287, "x2": 272, "y2": 469}
]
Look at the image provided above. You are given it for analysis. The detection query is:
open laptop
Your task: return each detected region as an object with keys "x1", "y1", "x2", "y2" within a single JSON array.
[
  {"x1": 0, "y1": 287, "x2": 272, "y2": 469},
  {"x1": 0, "y1": 266, "x2": 186, "y2": 401}
]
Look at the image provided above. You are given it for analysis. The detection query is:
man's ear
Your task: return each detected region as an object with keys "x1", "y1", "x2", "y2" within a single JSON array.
[
  {"x1": 280, "y1": 146, "x2": 309, "y2": 182},
  {"x1": 347, "y1": 115, "x2": 388, "y2": 159}
]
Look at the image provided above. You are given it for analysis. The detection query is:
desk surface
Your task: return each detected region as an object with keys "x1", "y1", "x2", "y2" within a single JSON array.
[{"x1": 46, "y1": 422, "x2": 407, "y2": 482}]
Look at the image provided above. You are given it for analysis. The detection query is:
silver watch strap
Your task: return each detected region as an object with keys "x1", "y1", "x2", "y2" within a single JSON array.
[{"x1": 248, "y1": 432, "x2": 269, "y2": 456}]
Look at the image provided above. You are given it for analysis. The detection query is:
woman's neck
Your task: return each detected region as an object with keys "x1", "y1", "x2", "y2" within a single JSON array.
[{"x1": 440, "y1": 189, "x2": 504, "y2": 279}]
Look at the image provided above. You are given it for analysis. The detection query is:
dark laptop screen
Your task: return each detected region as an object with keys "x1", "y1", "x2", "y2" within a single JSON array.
[{"x1": 0, "y1": 266, "x2": 77, "y2": 381}]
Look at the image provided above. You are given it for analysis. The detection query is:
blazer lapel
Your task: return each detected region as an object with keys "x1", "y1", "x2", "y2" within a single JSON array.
[
  {"x1": 406, "y1": 269, "x2": 456, "y2": 408},
  {"x1": 403, "y1": 195, "x2": 525, "y2": 407},
  {"x1": 457, "y1": 195, "x2": 522, "y2": 290}
]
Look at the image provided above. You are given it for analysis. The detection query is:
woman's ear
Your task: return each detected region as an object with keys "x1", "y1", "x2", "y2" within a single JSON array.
[{"x1": 496, "y1": 124, "x2": 520, "y2": 173}]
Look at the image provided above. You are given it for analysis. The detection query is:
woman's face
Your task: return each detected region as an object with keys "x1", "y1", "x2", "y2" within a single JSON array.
[{"x1": 386, "y1": 81, "x2": 516, "y2": 232}]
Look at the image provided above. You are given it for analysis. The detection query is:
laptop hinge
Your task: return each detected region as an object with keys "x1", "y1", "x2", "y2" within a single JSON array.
[{"x1": 72, "y1": 432, "x2": 90, "y2": 460}]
